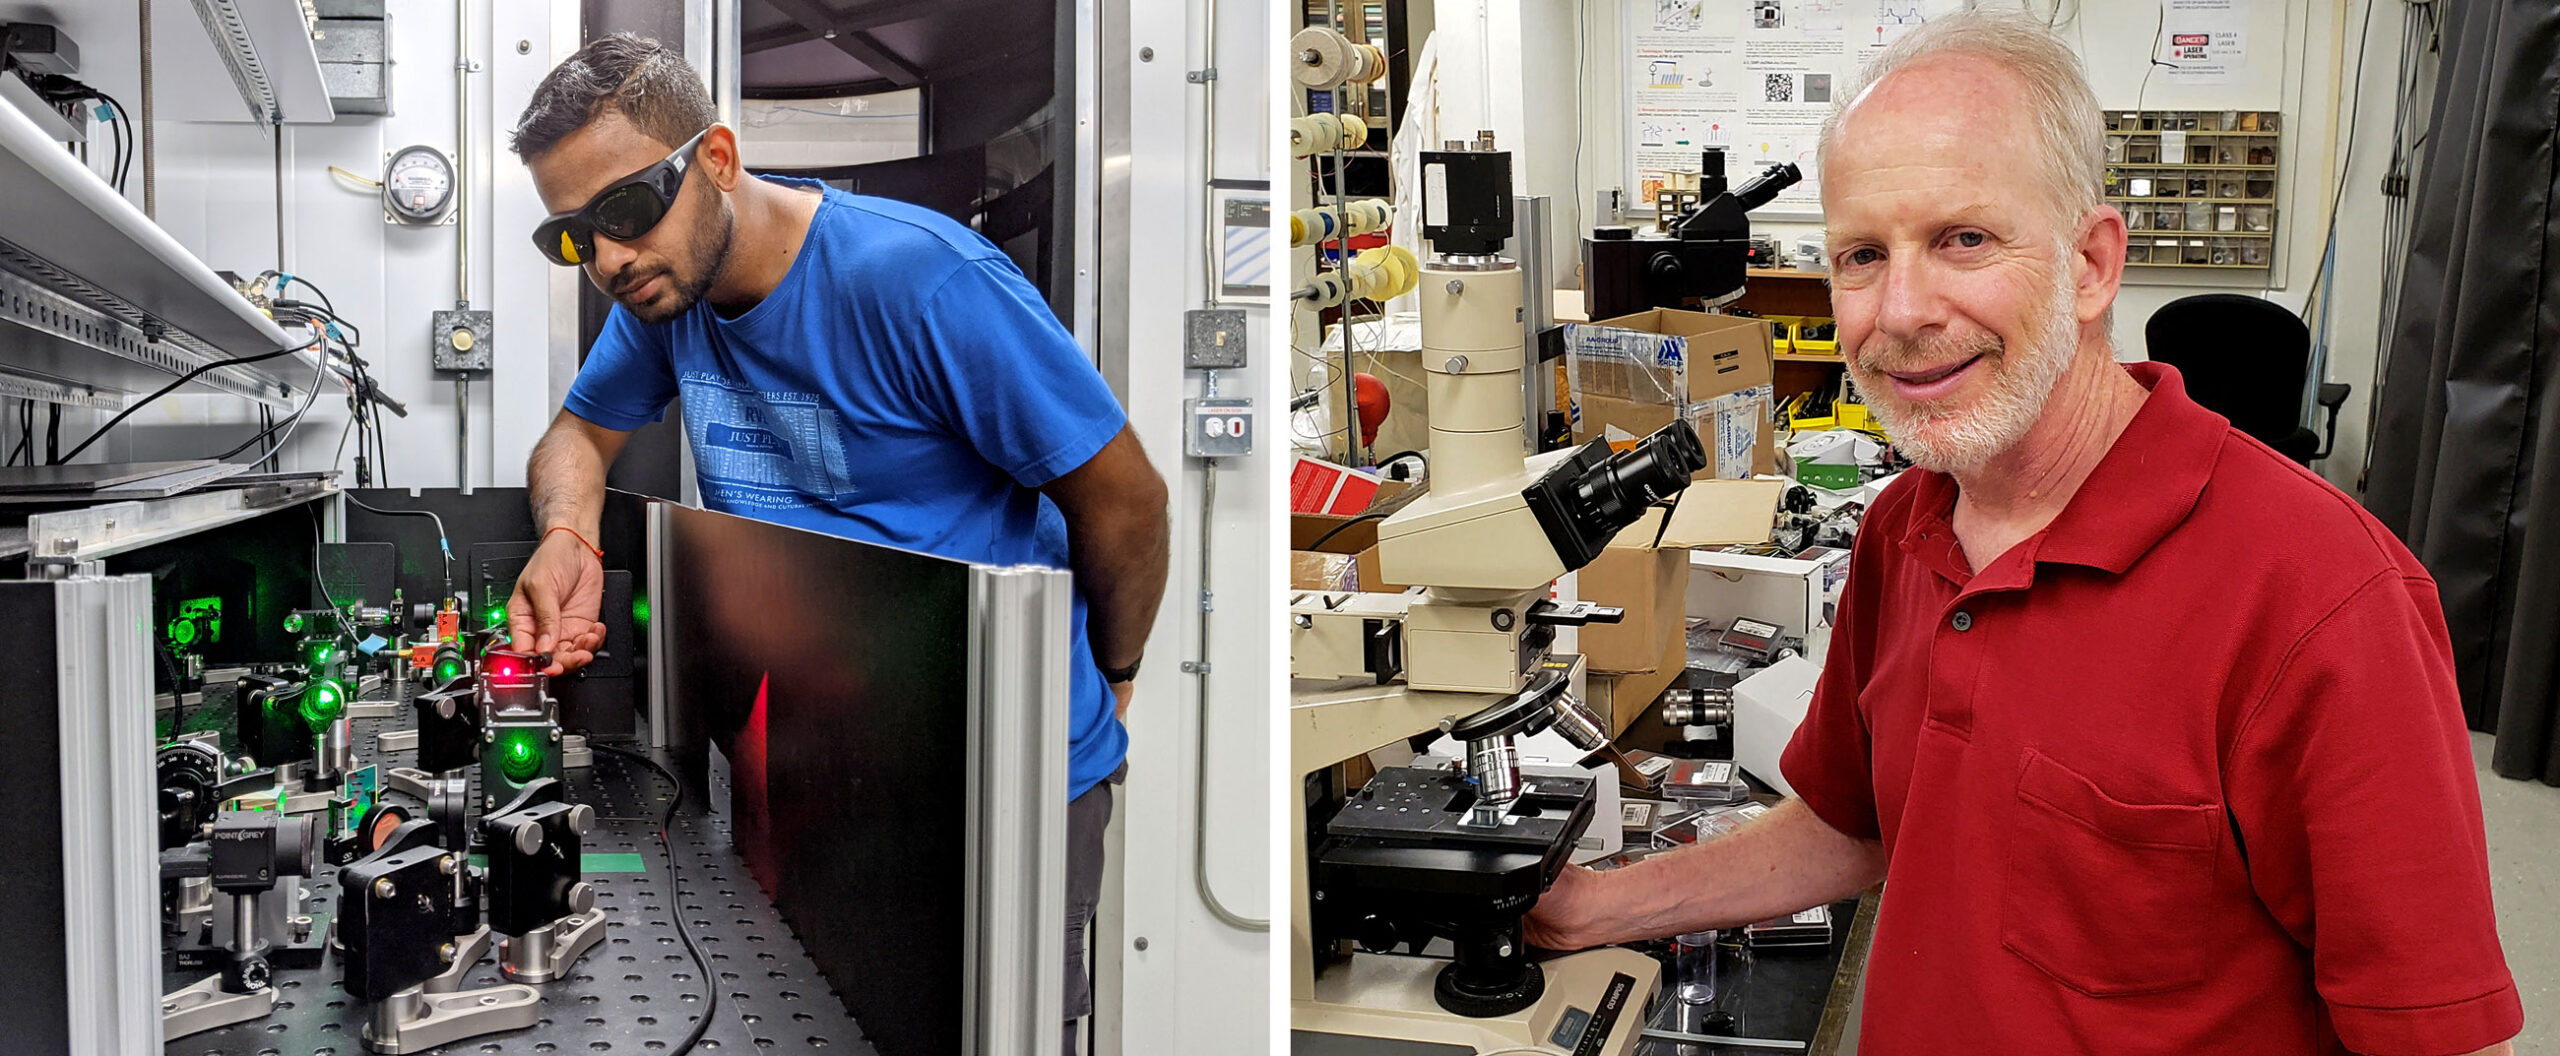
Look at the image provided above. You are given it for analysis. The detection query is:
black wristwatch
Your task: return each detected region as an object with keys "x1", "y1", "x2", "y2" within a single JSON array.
[{"x1": 1099, "y1": 656, "x2": 1141, "y2": 684}]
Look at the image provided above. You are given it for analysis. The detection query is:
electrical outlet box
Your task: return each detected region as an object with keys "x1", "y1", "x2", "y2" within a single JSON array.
[
  {"x1": 430, "y1": 309, "x2": 491, "y2": 372},
  {"x1": 1184, "y1": 309, "x2": 1249, "y2": 369},
  {"x1": 1184, "y1": 398, "x2": 1254, "y2": 458}
]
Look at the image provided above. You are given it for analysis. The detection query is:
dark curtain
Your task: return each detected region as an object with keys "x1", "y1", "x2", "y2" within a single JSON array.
[{"x1": 2363, "y1": 0, "x2": 2560, "y2": 785}]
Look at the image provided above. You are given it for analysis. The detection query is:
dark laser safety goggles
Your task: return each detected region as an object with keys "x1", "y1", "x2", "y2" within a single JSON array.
[{"x1": 529, "y1": 127, "x2": 711, "y2": 267}]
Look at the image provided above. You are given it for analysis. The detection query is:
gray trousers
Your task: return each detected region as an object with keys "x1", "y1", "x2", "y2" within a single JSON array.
[{"x1": 1063, "y1": 771, "x2": 1116, "y2": 1055}]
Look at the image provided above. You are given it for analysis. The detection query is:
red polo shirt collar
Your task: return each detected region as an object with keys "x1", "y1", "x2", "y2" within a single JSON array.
[{"x1": 1894, "y1": 361, "x2": 2223, "y2": 585}]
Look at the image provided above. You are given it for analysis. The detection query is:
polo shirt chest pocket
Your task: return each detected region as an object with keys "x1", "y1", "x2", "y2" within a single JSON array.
[{"x1": 1999, "y1": 749, "x2": 2221, "y2": 997}]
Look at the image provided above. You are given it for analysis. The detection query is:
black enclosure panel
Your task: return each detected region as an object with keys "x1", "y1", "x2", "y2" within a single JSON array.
[
  {"x1": 315, "y1": 541, "x2": 396, "y2": 608},
  {"x1": 105, "y1": 503, "x2": 330, "y2": 680},
  {"x1": 467, "y1": 540, "x2": 538, "y2": 617},
  {"x1": 343, "y1": 487, "x2": 651, "y2": 611},
  {"x1": 662, "y1": 503, "x2": 972, "y2": 1056},
  {"x1": 0, "y1": 583, "x2": 69, "y2": 1054}
]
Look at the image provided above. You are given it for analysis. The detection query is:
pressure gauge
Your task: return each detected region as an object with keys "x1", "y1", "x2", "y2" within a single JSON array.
[{"x1": 383, "y1": 144, "x2": 457, "y2": 225}]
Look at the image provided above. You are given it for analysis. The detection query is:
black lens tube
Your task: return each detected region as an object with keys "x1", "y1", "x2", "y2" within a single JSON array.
[
  {"x1": 1733, "y1": 162, "x2": 1804, "y2": 213},
  {"x1": 1572, "y1": 420, "x2": 1709, "y2": 532}
]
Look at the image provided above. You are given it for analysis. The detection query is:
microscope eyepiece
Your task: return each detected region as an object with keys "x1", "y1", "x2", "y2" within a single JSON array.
[{"x1": 1571, "y1": 421, "x2": 1709, "y2": 531}]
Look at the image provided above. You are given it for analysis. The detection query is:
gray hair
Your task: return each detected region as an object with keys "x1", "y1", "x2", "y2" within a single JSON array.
[{"x1": 1818, "y1": 9, "x2": 2106, "y2": 236}]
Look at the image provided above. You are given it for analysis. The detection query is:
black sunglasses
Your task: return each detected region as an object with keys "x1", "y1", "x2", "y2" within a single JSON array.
[{"x1": 530, "y1": 127, "x2": 712, "y2": 267}]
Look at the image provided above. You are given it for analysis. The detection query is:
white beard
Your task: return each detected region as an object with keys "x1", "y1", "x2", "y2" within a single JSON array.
[{"x1": 1855, "y1": 265, "x2": 2083, "y2": 475}]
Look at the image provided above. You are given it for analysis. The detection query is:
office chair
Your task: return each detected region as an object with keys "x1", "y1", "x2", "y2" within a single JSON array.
[{"x1": 2142, "y1": 293, "x2": 2351, "y2": 465}]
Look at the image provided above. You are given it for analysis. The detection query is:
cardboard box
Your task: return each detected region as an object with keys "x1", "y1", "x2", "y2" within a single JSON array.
[
  {"x1": 1288, "y1": 481, "x2": 1419, "y2": 593},
  {"x1": 1561, "y1": 309, "x2": 1778, "y2": 479},
  {"x1": 1290, "y1": 551, "x2": 1361, "y2": 592},
  {"x1": 1578, "y1": 510, "x2": 1691, "y2": 674},
  {"x1": 1590, "y1": 628, "x2": 1691, "y2": 736},
  {"x1": 1577, "y1": 479, "x2": 1787, "y2": 674}
]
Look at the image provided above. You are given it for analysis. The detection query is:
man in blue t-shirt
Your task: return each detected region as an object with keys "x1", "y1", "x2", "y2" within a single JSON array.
[{"x1": 502, "y1": 36, "x2": 1168, "y2": 1051}]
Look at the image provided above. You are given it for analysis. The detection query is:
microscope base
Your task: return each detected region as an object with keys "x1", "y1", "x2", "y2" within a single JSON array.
[
  {"x1": 499, "y1": 908, "x2": 606, "y2": 983},
  {"x1": 162, "y1": 974, "x2": 277, "y2": 1040},
  {"x1": 1298, "y1": 947, "x2": 1659, "y2": 1056},
  {"x1": 361, "y1": 982, "x2": 541, "y2": 1054}
]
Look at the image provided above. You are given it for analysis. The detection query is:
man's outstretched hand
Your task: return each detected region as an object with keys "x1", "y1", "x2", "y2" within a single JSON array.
[
  {"x1": 507, "y1": 530, "x2": 607, "y2": 676},
  {"x1": 1521, "y1": 864, "x2": 1615, "y2": 952}
]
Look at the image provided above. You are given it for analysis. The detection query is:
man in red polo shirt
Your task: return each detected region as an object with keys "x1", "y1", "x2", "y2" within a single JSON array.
[{"x1": 1523, "y1": 11, "x2": 2521, "y2": 1054}]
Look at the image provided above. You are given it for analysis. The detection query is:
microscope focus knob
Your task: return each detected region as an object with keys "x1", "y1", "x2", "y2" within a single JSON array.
[
  {"x1": 1355, "y1": 914, "x2": 1402, "y2": 954},
  {"x1": 567, "y1": 881, "x2": 597, "y2": 916}
]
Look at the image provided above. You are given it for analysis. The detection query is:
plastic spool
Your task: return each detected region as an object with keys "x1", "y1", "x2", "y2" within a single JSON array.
[
  {"x1": 1343, "y1": 198, "x2": 1391, "y2": 237},
  {"x1": 1291, "y1": 27, "x2": 1387, "y2": 89},
  {"x1": 1334, "y1": 112, "x2": 1369, "y2": 150},
  {"x1": 1351, "y1": 244, "x2": 1420, "y2": 301},
  {"x1": 1287, "y1": 115, "x2": 1329, "y2": 158},
  {"x1": 1348, "y1": 43, "x2": 1387, "y2": 84},
  {"x1": 1289, "y1": 199, "x2": 1391, "y2": 248},
  {"x1": 1291, "y1": 208, "x2": 1340, "y2": 248},
  {"x1": 1298, "y1": 245, "x2": 1416, "y2": 308},
  {"x1": 1303, "y1": 270, "x2": 1352, "y2": 308},
  {"x1": 1289, "y1": 112, "x2": 1368, "y2": 158}
]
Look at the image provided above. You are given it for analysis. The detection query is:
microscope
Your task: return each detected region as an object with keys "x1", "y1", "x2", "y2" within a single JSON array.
[
  {"x1": 1583, "y1": 149, "x2": 1803, "y2": 321},
  {"x1": 1290, "y1": 134, "x2": 1703, "y2": 1055}
]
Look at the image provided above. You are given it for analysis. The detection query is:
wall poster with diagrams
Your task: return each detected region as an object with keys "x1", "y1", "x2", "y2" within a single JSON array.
[{"x1": 1624, "y1": 0, "x2": 1962, "y2": 218}]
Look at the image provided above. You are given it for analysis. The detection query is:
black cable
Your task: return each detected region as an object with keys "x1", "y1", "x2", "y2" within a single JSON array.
[
  {"x1": 343, "y1": 495, "x2": 454, "y2": 600},
  {"x1": 348, "y1": 378, "x2": 372, "y2": 485},
  {"x1": 54, "y1": 334, "x2": 321, "y2": 464},
  {"x1": 588, "y1": 743, "x2": 716, "y2": 1056},
  {"x1": 310, "y1": 506, "x2": 346, "y2": 618},
  {"x1": 5, "y1": 399, "x2": 26, "y2": 466},
  {"x1": 45, "y1": 402, "x2": 59, "y2": 463},
  {"x1": 1373, "y1": 449, "x2": 1426, "y2": 470},
  {"x1": 92, "y1": 89, "x2": 133, "y2": 192},
  {"x1": 376, "y1": 403, "x2": 392, "y2": 484},
  {"x1": 281, "y1": 275, "x2": 336, "y2": 317},
  {"x1": 274, "y1": 299, "x2": 361, "y2": 349},
  {"x1": 99, "y1": 94, "x2": 124, "y2": 193},
  {"x1": 213, "y1": 340, "x2": 332, "y2": 463},
  {"x1": 1304, "y1": 510, "x2": 1389, "y2": 552}
]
